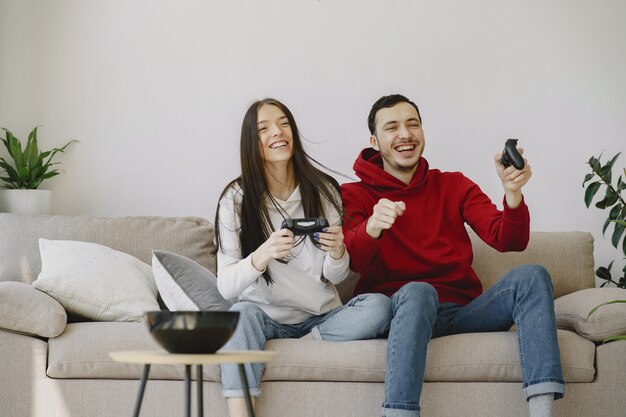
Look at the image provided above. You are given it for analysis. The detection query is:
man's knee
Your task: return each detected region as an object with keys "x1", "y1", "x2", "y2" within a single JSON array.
[
  {"x1": 393, "y1": 282, "x2": 438, "y2": 315},
  {"x1": 509, "y1": 264, "x2": 554, "y2": 297},
  {"x1": 397, "y1": 281, "x2": 438, "y2": 302}
]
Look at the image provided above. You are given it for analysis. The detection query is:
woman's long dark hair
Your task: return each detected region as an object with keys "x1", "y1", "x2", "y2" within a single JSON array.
[{"x1": 214, "y1": 98, "x2": 343, "y2": 285}]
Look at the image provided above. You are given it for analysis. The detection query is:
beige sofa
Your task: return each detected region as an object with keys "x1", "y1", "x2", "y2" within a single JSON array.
[{"x1": 1, "y1": 213, "x2": 625, "y2": 417}]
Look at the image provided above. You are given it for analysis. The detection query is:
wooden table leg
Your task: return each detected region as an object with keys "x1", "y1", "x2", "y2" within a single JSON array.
[
  {"x1": 196, "y1": 365, "x2": 203, "y2": 417},
  {"x1": 132, "y1": 364, "x2": 151, "y2": 417},
  {"x1": 238, "y1": 364, "x2": 255, "y2": 417},
  {"x1": 184, "y1": 365, "x2": 191, "y2": 417}
]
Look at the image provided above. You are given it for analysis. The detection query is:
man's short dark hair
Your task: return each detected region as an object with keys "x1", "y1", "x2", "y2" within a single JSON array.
[{"x1": 367, "y1": 94, "x2": 422, "y2": 135}]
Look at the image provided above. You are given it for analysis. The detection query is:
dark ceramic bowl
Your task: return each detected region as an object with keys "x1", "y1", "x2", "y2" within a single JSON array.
[{"x1": 145, "y1": 311, "x2": 239, "y2": 354}]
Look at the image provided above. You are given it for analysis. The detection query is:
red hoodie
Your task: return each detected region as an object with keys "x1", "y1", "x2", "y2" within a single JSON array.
[{"x1": 341, "y1": 148, "x2": 530, "y2": 305}]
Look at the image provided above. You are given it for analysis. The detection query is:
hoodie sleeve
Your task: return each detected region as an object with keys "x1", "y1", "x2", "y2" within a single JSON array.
[
  {"x1": 459, "y1": 175, "x2": 530, "y2": 252},
  {"x1": 341, "y1": 183, "x2": 382, "y2": 272}
]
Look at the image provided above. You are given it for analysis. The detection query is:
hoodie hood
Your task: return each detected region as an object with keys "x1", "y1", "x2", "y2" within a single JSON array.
[{"x1": 353, "y1": 148, "x2": 429, "y2": 192}]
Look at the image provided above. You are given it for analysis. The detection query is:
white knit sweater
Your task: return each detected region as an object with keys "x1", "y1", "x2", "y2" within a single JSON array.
[{"x1": 216, "y1": 183, "x2": 349, "y2": 324}]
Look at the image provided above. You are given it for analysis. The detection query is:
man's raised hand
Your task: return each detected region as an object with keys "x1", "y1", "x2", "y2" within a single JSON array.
[{"x1": 366, "y1": 198, "x2": 406, "y2": 239}]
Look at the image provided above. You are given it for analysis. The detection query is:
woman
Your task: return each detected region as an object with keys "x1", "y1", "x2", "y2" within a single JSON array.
[{"x1": 215, "y1": 98, "x2": 391, "y2": 416}]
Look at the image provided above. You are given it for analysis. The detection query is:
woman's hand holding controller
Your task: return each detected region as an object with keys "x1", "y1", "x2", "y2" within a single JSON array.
[
  {"x1": 251, "y1": 229, "x2": 295, "y2": 272},
  {"x1": 314, "y1": 225, "x2": 346, "y2": 260}
]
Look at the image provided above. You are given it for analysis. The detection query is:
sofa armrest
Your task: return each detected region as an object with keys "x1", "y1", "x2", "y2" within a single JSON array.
[
  {"x1": 0, "y1": 282, "x2": 67, "y2": 338},
  {"x1": 555, "y1": 287, "x2": 626, "y2": 342}
]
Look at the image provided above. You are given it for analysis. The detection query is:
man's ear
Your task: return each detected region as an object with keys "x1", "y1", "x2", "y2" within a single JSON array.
[{"x1": 370, "y1": 135, "x2": 379, "y2": 151}]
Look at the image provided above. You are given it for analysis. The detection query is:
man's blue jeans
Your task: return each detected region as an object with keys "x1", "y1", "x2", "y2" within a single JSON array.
[
  {"x1": 221, "y1": 293, "x2": 392, "y2": 397},
  {"x1": 383, "y1": 265, "x2": 565, "y2": 417}
]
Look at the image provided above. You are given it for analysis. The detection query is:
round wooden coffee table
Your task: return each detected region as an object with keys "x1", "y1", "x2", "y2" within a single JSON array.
[{"x1": 110, "y1": 350, "x2": 276, "y2": 417}]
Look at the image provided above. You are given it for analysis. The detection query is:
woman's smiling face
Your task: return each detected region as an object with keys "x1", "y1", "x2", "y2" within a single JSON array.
[{"x1": 257, "y1": 104, "x2": 294, "y2": 165}]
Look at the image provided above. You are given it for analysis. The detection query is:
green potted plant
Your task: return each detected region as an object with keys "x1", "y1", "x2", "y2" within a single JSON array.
[
  {"x1": 0, "y1": 127, "x2": 77, "y2": 215},
  {"x1": 583, "y1": 152, "x2": 626, "y2": 343},
  {"x1": 582, "y1": 152, "x2": 626, "y2": 288}
]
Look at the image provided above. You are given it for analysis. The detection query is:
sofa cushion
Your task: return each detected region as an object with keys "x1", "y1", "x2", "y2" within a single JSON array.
[
  {"x1": 469, "y1": 231, "x2": 595, "y2": 298},
  {"x1": 0, "y1": 282, "x2": 66, "y2": 338},
  {"x1": 422, "y1": 330, "x2": 594, "y2": 383},
  {"x1": 47, "y1": 322, "x2": 221, "y2": 382},
  {"x1": 48, "y1": 324, "x2": 594, "y2": 384},
  {"x1": 152, "y1": 251, "x2": 232, "y2": 311},
  {"x1": 33, "y1": 239, "x2": 159, "y2": 322},
  {"x1": 263, "y1": 330, "x2": 594, "y2": 383},
  {"x1": 555, "y1": 288, "x2": 626, "y2": 342},
  {"x1": 0, "y1": 214, "x2": 215, "y2": 284}
]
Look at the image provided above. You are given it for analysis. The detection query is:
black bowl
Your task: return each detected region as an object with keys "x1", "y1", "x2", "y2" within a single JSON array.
[{"x1": 145, "y1": 311, "x2": 240, "y2": 354}]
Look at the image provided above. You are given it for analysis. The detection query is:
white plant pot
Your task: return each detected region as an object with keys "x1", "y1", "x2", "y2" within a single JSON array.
[{"x1": 0, "y1": 189, "x2": 52, "y2": 215}]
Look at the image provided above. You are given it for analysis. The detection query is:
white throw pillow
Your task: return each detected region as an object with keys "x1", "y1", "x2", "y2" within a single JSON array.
[{"x1": 33, "y1": 239, "x2": 159, "y2": 322}]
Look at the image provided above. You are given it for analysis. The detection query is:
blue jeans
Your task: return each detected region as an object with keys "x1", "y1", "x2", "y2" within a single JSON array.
[
  {"x1": 221, "y1": 293, "x2": 392, "y2": 397},
  {"x1": 382, "y1": 265, "x2": 565, "y2": 417}
]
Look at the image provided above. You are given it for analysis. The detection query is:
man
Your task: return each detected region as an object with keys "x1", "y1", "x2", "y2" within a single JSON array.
[{"x1": 341, "y1": 94, "x2": 564, "y2": 417}]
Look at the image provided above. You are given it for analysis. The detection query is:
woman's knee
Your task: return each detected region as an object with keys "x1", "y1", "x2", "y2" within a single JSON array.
[
  {"x1": 360, "y1": 293, "x2": 393, "y2": 325},
  {"x1": 230, "y1": 301, "x2": 262, "y2": 314},
  {"x1": 229, "y1": 302, "x2": 266, "y2": 327}
]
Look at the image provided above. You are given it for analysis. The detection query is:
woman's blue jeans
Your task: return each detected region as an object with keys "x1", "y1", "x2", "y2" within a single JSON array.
[
  {"x1": 221, "y1": 293, "x2": 392, "y2": 397},
  {"x1": 382, "y1": 265, "x2": 565, "y2": 417}
]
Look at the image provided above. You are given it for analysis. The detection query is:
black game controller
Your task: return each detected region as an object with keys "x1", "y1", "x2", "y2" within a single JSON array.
[
  {"x1": 280, "y1": 217, "x2": 329, "y2": 235},
  {"x1": 501, "y1": 138, "x2": 525, "y2": 170}
]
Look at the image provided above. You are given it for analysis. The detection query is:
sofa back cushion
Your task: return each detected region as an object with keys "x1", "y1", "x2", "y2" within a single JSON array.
[
  {"x1": 336, "y1": 231, "x2": 595, "y2": 303},
  {"x1": 1, "y1": 214, "x2": 594, "y2": 302},
  {"x1": 0, "y1": 214, "x2": 215, "y2": 284}
]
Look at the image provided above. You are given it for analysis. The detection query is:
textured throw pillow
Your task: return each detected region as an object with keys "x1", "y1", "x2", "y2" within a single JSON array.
[
  {"x1": 152, "y1": 250, "x2": 232, "y2": 311},
  {"x1": 0, "y1": 281, "x2": 67, "y2": 338},
  {"x1": 555, "y1": 287, "x2": 626, "y2": 342},
  {"x1": 33, "y1": 239, "x2": 159, "y2": 322}
]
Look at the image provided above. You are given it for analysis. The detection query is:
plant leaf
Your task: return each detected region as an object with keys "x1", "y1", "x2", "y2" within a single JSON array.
[
  {"x1": 0, "y1": 159, "x2": 19, "y2": 179},
  {"x1": 7, "y1": 131, "x2": 25, "y2": 170},
  {"x1": 26, "y1": 127, "x2": 40, "y2": 169},
  {"x1": 599, "y1": 165, "x2": 612, "y2": 184},
  {"x1": 603, "y1": 335, "x2": 626, "y2": 342},
  {"x1": 603, "y1": 187, "x2": 619, "y2": 207},
  {"x1": 588, "y1": 156, "x2": 601, "y2": 172},
  {"x1": 588, "y1": 299, "x2": 626, "y2": 318},
  {"x1": 582, "y1": 173, "x2": 594, "y2": 186},
  {"x1": 611, "y1": 220, "x2": 625, "y2": 248},
  {"x1": 606, "y1": 152, "x2": 621, "y2": 170},
  {"x1": 595, "y1": 264, "x2": 613, "y2": 280},
  {"x1": 584, "y1": 182, "x2": 601, "y2": 208}
]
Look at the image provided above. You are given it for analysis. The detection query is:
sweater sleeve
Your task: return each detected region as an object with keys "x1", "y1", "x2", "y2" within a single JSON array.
[
  {"x1": 215, "y1": 188, "x2": 265, "y2": 299},
  {"x1": 341, "y1": 184, "x2": 382, "y2": 272},
  {"x1": 460, "y1": 176, "x2": 530, "y2": 252},
  {"x1": 321, "y1": 186, "x2": 350, "y2": 284}
]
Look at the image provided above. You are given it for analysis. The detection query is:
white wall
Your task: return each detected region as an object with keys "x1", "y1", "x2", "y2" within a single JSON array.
[{"x1": 2, "y1": 0, "x2": 625, "y2": 282}]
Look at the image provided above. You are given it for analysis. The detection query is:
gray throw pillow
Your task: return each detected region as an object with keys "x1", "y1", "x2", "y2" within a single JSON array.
[{"x1": 152, "y1": 250, "x2": 232, "y2": 311}]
